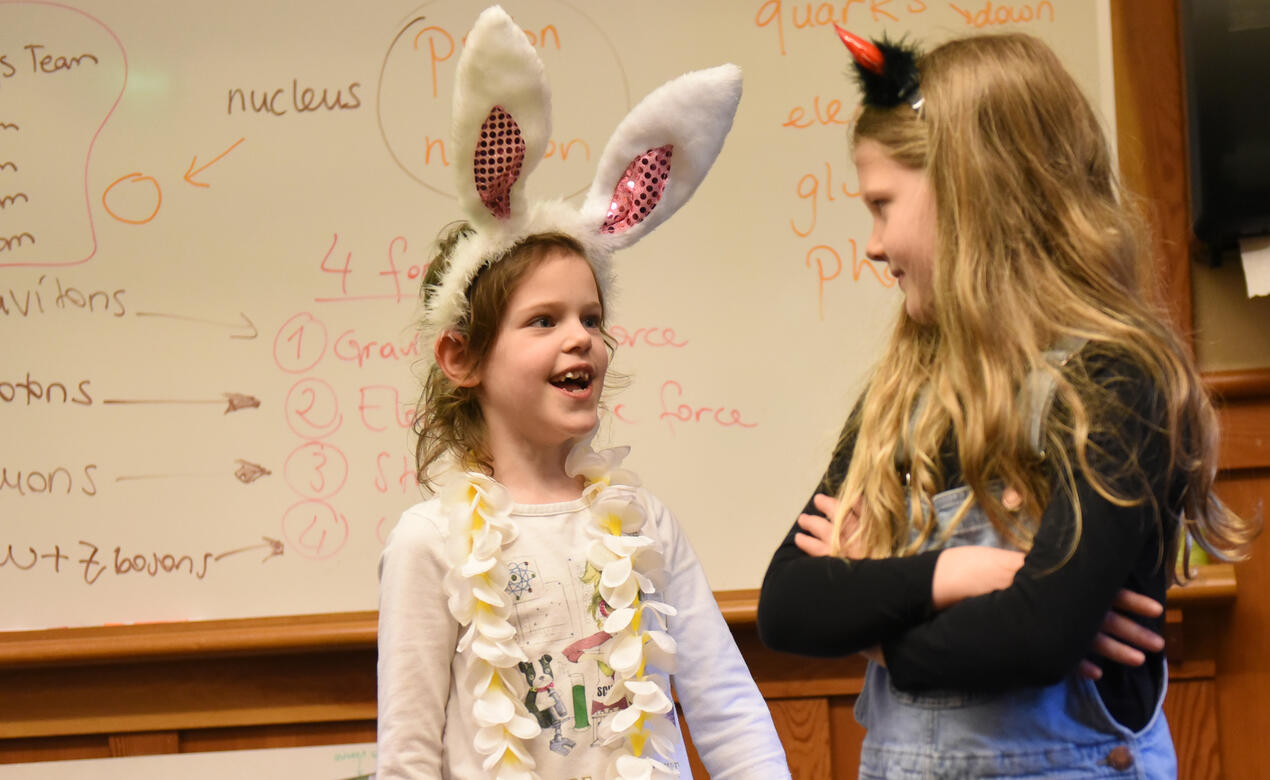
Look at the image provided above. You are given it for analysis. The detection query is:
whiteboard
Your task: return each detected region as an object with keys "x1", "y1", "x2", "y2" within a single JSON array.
[{"x1": 0, "y1": 0, "x2": 1114, "y2": 629}]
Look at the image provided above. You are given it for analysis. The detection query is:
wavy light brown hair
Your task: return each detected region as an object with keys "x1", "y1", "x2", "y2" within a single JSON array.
[
  {"x1": 832, "y1": 33, "x2": 1258, "y2": 578},
  {"x1": 412, "y1": 224, "x2": 600, "y2": 489}
]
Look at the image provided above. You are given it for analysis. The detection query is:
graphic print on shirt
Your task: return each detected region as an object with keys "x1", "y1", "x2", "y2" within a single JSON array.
[
  {"x1": 504, "y1": 556, "x2": 578, "y2": 645},
  {"x1": 517, "y1": 653, "x2": 578, "y2": 755}
]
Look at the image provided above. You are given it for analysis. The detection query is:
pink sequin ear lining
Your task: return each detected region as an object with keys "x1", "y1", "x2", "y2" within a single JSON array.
[
  {"x1": 474, "y1": 106, "x2": 526, "y2": 219},
  {"x1": 601, "y1": 145, "x2": 673, "y2": 234}
]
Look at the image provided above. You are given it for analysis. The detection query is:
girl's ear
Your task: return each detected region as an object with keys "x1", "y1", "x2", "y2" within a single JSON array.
[{"x1": 435, "y1": 332, "x2": 480, "y2": 388}]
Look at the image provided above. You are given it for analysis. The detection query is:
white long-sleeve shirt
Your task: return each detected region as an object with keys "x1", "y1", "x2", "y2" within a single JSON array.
[{"x1": 377, "y1": 485, "x2": 790, "y2": 779}]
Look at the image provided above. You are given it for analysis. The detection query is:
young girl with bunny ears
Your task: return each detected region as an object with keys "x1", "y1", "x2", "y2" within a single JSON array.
[
  {"x1": 376, "y1": 8, "x2": 790, "y2": 780},
  {"x1": 758, "y1": 29, "x2": 1258, "y2": 778}
]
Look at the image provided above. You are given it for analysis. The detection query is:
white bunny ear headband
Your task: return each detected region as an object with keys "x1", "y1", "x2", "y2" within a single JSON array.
[{"x1": 421, "y1": 5, "x2": 743, "y2": 347}]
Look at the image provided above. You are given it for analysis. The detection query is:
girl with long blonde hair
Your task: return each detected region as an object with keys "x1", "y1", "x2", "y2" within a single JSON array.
[{"x1": 758, "y1": 30, "x2": 1258, "y2": 778}]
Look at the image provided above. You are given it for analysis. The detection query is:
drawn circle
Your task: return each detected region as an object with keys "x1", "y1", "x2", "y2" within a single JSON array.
[
  {"x1": 102, "y1": 173, "x2": 162, "y2": 225},
  {"x1": 284, "y1": 377, "x2": 343, "y2": 439},
  {"x1": 281, "y1": 499, "x2": 350, "y2": 560},
  {"x1": 273, "y1": 312, "x2": 328, "y2": 373},
  {"x1": 284, "y1": 441, "x2": 349, "y2": 500}
]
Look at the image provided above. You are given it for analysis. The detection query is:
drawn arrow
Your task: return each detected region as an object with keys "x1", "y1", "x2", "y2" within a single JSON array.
[
  {"x1": 134, "y1": 310, "x2": 257, "y2": 339},
  {"x1": 102, "y1": 392, "x2": 261, "y2": 414},
  {"x1": 213, "y1": 536, "x2": 285, "y2": 563},
  {"x1": 184, "y1": 136, "x2": 245, "y2": 188},
  {"x1": 116, "y1": 458, "x2": 271, "y2": 483}
]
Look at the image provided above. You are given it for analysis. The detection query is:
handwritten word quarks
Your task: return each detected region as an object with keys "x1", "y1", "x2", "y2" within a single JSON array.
[{"x1": 756, "y1": 1, "x2": 930, "y2": 55}]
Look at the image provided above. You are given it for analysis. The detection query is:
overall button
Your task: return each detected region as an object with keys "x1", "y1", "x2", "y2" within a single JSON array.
[{"x1": 1105, "y1": 745, "x2": 1134, "y2": 770}]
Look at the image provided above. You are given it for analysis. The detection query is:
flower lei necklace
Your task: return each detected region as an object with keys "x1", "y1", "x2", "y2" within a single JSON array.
[{"x1": 440, "y1": 437, "x2": 680, "y2": 780}]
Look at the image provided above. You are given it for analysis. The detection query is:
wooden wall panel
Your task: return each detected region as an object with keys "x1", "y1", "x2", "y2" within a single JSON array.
[{"x1": 1162, "y1": 680, "x2": 1220, "y2": 780}]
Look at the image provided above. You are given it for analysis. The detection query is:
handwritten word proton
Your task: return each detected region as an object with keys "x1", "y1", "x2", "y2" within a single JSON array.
[
  {"x1": 791, "y1": 162, "x2": 861, "y2": 237},
  {"x1": 658, "y1": 380, "x2": 758, "y2": 434},
  {"x1": 608, "y1": 325, "x2": 689, "y2": 349},
  {"x1": 226, "y1": 80, "x2": 362, "y2": 116},
  {"x1": 755, "y1": 0, "x2": 929, "y2": 56},
  {"x1": 0, "y1": 465, "x2": 99, "y2": 496},
  {"x1": 0, "y1": 374, "x2": 92, "y2": 406},
  {"x1": 805, "y1": 240, "x2": 895, "y2": 320},
  {"x1": 407, "y1": 20, "x2": 562, "y2": 100},
  {"x1": 949, "y1": 1, "x2": 1055, "y2": 26},
  {"x1": 21, "y1": 44, "x2": 99, "y2": 74},
  {"x1": 0, "y1": 276, "x2": 127, "y2": 318}
]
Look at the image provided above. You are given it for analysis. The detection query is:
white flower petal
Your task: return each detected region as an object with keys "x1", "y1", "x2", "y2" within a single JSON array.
[
  {"x1": 601, "y1": 557, "x2": 633, "y2": 588},
  {"x1": 601, "y1": 577, "x2": 639, "y2": 610},
  {"x1": 506, "y1": 713, "x2": 542, "y2": 740},
  {"x1": 608, "y1": 631, "x2": 644, "y2": 677},
  {"x1": 472, "y1": 689, "x2": 514, "y2": 726},
  {"x1": 603, "y1": 607, "x2": 636, "y2": 634},
  {"x1": 609, "y1": 704, "x2": 642, "y2": 734}
]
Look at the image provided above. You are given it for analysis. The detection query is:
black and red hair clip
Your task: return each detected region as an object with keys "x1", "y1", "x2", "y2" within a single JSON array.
[{"x1": 833, "y1": 24, "x2": 924, "y2": 113}]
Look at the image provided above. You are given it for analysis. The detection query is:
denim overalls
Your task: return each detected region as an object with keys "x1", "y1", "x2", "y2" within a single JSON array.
[{"x1": 855, "y1": 342, "x2": 1177, "y2": 779}]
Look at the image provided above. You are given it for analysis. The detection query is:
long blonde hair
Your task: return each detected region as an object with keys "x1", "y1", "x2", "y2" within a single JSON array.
[{"x1": 833, "y1": 34, "x2": 1258, "y2": 577}]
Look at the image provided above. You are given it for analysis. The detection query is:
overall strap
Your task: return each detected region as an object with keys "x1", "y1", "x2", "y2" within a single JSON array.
[{"x1": 894, "y1": 337, "x2": 1089, "y2": 470}]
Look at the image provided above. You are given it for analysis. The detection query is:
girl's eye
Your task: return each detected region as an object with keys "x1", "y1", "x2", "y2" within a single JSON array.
[
  {"x1": 529, "y1": 315, "x2": 554, "y2": 328},
  {"x1": 582, "y1": 314, "x2": 602, "y2": 329}
]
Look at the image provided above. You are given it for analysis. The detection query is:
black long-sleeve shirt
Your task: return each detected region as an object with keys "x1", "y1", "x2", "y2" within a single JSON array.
[{"x1": 757, "y1": 351, "x2": 1177, "y2": 731}]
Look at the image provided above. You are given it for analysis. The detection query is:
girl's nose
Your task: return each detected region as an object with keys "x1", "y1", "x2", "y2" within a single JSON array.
[
  {"x1": 561, "y1": 317, "x2": 591, "y2": 351},
  {"x1": 865, "y1": 228, "x2": 886, "y2": 263}
]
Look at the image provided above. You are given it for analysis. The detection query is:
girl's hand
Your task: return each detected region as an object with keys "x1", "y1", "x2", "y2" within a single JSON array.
[
  {"x1": 1079, "y1": 589, "x2": 1166, "y2": 680},
  {"x1": 931, "y1": 546, "x2": 1025, "y2": 610},
  {"x1": 794, "y1": 493, "x2": 865, "y2": 558}
]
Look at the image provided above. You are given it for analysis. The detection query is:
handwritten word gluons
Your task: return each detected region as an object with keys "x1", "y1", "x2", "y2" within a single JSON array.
[{"x1": 0, "y1": 465, "x2": 99, "y2": 496}]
